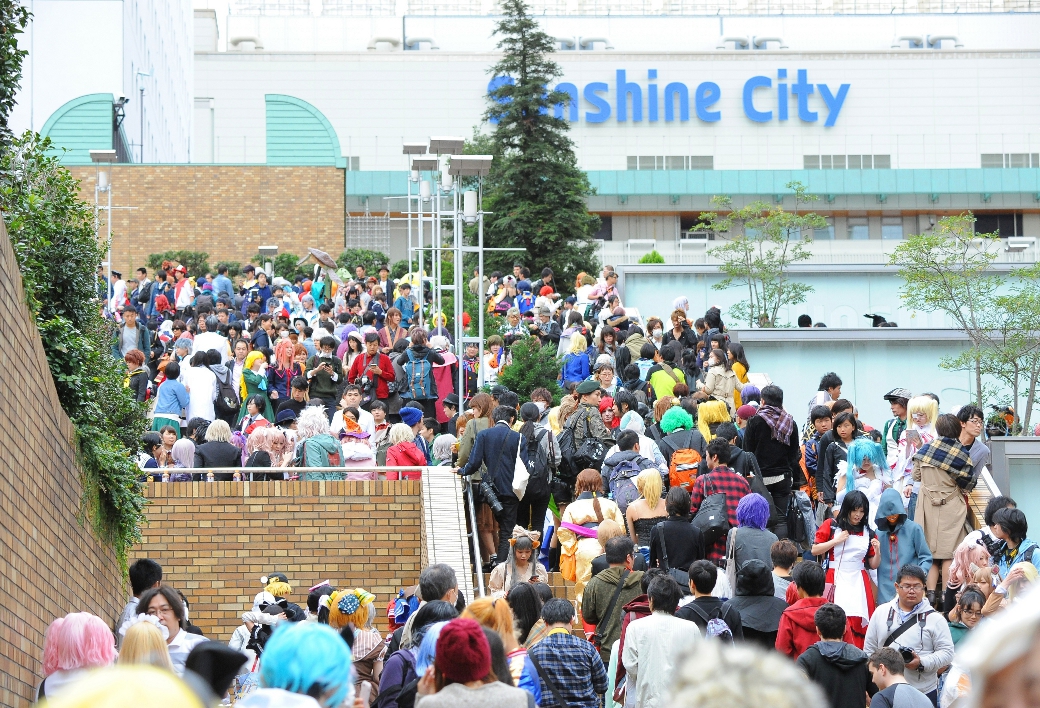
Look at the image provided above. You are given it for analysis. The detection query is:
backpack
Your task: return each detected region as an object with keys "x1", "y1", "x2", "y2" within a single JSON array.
[
  {"x1": 525, "y1": 429, "x2": 555, "y2": 498},
  {"x1": 608, "y1": 459, "x2": 644, "y2": 514},
  {"x1": 517, "y1": 290, "x2": 536, "y2": 314},
  {"x1": 401, "y1": 349, "x2": 434, "y2": 400},
  {"x1": 666, "y1": 430, "x2": 703, "y2": 492},
  {"x1": 687, "y1": 603, "x2": 733, "y2": 642},
  {"x1": 210, "y1": 366, "x2": 241, "y2": 416}
]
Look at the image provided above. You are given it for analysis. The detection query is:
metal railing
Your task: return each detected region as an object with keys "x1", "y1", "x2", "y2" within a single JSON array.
[{"x1": 142, "y1": 466, "x2": 427, "y2": 481}]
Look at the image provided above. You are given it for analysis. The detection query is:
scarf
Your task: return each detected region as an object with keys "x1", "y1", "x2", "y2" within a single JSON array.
[
  {"x1": 914, "y1": 437, "x2": 973, "y2": 488},
  {"x1": 757, "y1": 404, "x2": 795, "y2": 443}
]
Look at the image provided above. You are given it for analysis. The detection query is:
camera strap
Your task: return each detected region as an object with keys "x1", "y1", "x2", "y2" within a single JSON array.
[{"x1": 883, "y1": 608, "x2": 933, "y2": 647}]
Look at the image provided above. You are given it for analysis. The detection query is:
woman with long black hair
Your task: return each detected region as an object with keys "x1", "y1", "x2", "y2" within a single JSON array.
[{"x1": 811, "y1": 490, "x2": 881, "y2": 647}]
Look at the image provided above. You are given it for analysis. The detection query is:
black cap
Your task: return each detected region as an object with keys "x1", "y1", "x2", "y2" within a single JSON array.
[{"x1": 443, "y1": 393, "x2": 460, "y2": 408}]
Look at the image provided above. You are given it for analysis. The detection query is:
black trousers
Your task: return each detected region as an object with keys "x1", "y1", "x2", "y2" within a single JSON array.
[
  {"x1": 515, "y1": 493, "x2": 551, "y2": 539},
  {"x1": 767, "y1": 477, "x2": 792, "y2": 540},
  {"x1": 495, "y1": 494, "x2": 520, "y2": 562}
]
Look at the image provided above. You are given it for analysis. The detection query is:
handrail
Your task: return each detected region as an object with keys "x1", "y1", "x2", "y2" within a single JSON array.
[
  {"x1": 143, "y1": 466, "x2": 428, "y2": 481},
  {"x1": 463, "y1": 479, "x2": 486, "y2": 597}
]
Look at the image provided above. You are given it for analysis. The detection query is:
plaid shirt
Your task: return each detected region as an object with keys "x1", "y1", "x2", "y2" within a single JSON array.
[
  {"x1": 528, "y1": 630, "x2": 608, "y2": 708},
  {"x1": 689, "y1": 465, "x2": 752, "y2": 564}
]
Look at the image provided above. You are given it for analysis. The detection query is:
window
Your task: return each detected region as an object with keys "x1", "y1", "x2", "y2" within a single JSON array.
[
  {"x1": 982, "y1": 153, "x2": 1040, "y2": 168},
  {"x1": 626, "y1": 156, "x2": 714, "y2": 170},
  {"x1": 804, "y1": 154, "x2": 891, "y2": 170},
  {"x1": 847, "y1": 217, "x2": 869, "y2": 240},
  {"x1": 346, "y1": 156, "x2": 360, "y2": 171},
  {"x1": 813, "y1": 218, "x2": 834, "y2": 240},
  {"x1": 593, "y1": 216, "x2": 613, "y2": 241},
  {"x1": 974, "y1": 213, "x2": 1023, "y2": 237},
  {"x1": 881, "y1": 217, "x2": 903, "y2": 240}
]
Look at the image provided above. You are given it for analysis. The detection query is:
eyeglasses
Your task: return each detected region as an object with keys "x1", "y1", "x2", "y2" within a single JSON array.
[
  {"x1": 147, "y1": 605, "x2": 174, "y2": 616},
  {"x1": 961, "y1": 608, "x2": 983, "y2": 618},
  {"x1": 897, "y1": 584, "x2": 925, "y2": 593},
  {"x1": 967, "y1": 418, "x2": 984, "y2": 425}
]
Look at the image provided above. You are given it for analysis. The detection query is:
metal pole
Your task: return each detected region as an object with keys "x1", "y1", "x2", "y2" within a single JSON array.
[
  {"x1": 454, "y1": 184, "x2": 465, "y2": 406},
  {"x1": 139, "y1": 87, "x2": 144, "y2": 162},
  {"x1": 417, "y1": 179, "x2": 424, "y2": 330},
  {"x1": 477, "y1": 177, "x2": 485, "y2": 387},
  {"x1": 465, "y1": 481, "x2": 486, "y2": 597}
]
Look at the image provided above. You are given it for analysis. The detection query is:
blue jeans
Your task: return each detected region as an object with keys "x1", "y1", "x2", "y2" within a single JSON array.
[{"x1": 908, "y1": 492, "x2": 918, "y2": 520}]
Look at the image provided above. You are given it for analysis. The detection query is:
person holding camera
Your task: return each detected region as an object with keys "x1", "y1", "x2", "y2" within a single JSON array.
[
  {"x1": 347, "y1": 332, "x2": 395, "y2": 411},
  {"x1": 305, "y1": 336, "x2": 343, "y2": 420},
  {"x1": 863, "y1": 564, "x2": 954, "y2": 704},
  {"x1": 455, "y1": 405, "x2": 530, "y2": 570}
]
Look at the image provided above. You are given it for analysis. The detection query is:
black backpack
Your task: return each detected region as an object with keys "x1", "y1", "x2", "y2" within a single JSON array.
[
  {"x1": 525, "y1": 428, "x2": 556, "y2": 498},
  {"x1": 210, "y1": 366, "x2": 241, "y2": 416}
]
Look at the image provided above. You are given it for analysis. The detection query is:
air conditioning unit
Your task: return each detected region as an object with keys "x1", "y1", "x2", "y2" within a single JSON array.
[
  {"x1": 681, "y1": 230, "x2": 713, "y2": 241},
  {"x1": 1006, "y1": 237, "x2": 1036, "y2": 253}
]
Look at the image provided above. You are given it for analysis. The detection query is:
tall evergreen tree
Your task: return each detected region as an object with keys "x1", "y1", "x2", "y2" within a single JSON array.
[{"x1": 480, "y1": 0, "x2": 599, "y2": 294}]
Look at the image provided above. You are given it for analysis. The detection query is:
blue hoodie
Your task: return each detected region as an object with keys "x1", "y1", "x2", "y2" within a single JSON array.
[{"x1": 874, "y1": 488, "x2": 933, "y2": 604}]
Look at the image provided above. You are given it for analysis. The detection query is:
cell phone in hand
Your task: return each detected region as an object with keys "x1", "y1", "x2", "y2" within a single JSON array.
[{"x1": 906, "y1": 430, "x2": 922, "y2": 447}]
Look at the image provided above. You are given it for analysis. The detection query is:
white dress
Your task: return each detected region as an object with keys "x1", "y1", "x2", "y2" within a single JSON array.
[
  {"x1": 835, "y1": 461, "x2": 889, "y2": 530},
  {"x1": 891, "y1": 426, "x2": 936, "y2": 501}
]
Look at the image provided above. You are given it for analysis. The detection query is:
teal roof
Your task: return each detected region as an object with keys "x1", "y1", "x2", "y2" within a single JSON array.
[
  {"x1": 344, "y1": 168, "x2": 1040, "y2": 197},
  {"x1": 265, "y1": 95, "x2": 346, "y2": 168},
  {"x1": 40, "y1": 93, "x2": 113, "y2": 165}
]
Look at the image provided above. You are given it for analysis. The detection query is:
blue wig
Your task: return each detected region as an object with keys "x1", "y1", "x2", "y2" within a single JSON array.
[
  {"x1": 844, "y1": 438, "x2": 887, "y2": 493},
  {"x1": 736, "y1": 493, "x2": 771, "y2": 530},
  {"x1": 260, "y1": 622, "x2": 353, "y2": 708},
  {"x1": 740, "y1": 384, "x2": 761, "y2": 403},
  {"x1": 415, "y1": 620, "x2": 449, "y2": 675}
]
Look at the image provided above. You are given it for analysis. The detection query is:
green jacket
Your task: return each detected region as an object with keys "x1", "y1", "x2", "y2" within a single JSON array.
[{"x1": 581, "y1": 565, "x2": 644, "y2": 664}]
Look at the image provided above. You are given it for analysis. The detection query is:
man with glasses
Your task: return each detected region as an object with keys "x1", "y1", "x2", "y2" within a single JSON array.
[
  {"x1": 864, "y1": 564, "x2": 954, "y2": 705},
  {"x1": 955, "y1": 405, "x2": 990, "y2": 490}
]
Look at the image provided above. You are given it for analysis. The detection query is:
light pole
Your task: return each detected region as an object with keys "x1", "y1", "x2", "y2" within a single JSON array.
[{"x1": 90, "y1": 149, "x2": 117, "y2": 312}]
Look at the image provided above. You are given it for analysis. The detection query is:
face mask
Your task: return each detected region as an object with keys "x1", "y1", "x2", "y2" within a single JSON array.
[
  {"x1": 279, "y1": 331, "x2": 289, "y2": 339},
  {"x1": 534, "y1": 401, "x2": 546, "y2": 413},
  {"x1": 652, "y1": 328, "x2": 663, "y2": 339}
]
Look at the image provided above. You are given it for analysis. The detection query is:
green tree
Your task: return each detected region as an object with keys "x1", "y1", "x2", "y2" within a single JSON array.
[
  {"x1": 336, "y1": 248, "x2": 390, "y2": 275},
  {"x1": 495, "y1": 337, "x2": 563, "y2": 405},
  {"x1": 889, "y1": 214, "x2": 1002, "y2": 407},
  {"x1": 638, "y1": 249, "x2": 665, "y2": 264},
  {"x1": 0, "y1": 0, "x2": 29, "y2": 145},
  {"x1": 146, "y1": 250, "x2": 211, "y2": 275},
  {"x1": 479, "y1": 0, "x2": 600, "y2": 294},
  {"x1": 697, "y1": 182, "x2": 824, "y2": 328},
  {"x1": 0, "y1": 133, "x2": 148, "y2": 563}
]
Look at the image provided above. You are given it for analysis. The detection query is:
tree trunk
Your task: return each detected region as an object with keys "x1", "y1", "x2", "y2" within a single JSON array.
[{"x1": 974, "y1": 353, "x2": 983, "y2": 408}]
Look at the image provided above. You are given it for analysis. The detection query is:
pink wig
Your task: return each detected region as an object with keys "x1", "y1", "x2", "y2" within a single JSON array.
[
  {"x1": 43, "y1": 612, "x2": 115, "y2": 675},
  {"x1": 949, "y1": 539, "x2": 991, "y2": 589},
  {"x1": 274, "y1": 338, "x2": 295, "y2": 371}
]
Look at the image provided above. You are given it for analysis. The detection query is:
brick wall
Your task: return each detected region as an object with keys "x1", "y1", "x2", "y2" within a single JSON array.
[
  {"x1": 134, "y1": 480, "x2": 423, "y2": 640},
  {"x1": 0, "y1": 223, "x2": 124, "y2": 707},
  {"x1": 68, "y1": 166, "x2": 346, "y2": 275}
]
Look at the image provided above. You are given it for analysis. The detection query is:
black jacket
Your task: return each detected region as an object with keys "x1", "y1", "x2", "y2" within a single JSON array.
[
  {"x1": 796, "y1": 641, "x2": 871, "y2": 708},
  {"x1": 676, "y1": 596, "x2": 743, "y2": 640},
  {"x1": 458, "y1": 421, "x2": 528, "y2": 500},
  {"x1": 194, "y1": 441, "x2": 243, "y2": 468},
  {"x1": 648, "y1": 517, "x2": 706, "y2": 575},
  {"x1": 742, "y1": 415, "x2": 802, "y2": 482}
]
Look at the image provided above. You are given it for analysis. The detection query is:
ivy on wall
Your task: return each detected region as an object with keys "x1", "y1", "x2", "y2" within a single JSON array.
[{"x1": 1, "y1": 134, "x2": 149, "y2": 566}]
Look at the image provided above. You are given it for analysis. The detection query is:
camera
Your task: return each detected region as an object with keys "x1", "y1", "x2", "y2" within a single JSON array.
[
  {"x1": 479, "y1": 478, "x2": 504, "y2": 514},
  {"x1": 899, "y1": 647, "x2": 915, "y2": 664}
]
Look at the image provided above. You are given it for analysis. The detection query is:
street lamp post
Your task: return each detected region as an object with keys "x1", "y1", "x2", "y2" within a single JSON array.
[{"x1": 90, "y1": 149, "x2": 118, "y2": 313}]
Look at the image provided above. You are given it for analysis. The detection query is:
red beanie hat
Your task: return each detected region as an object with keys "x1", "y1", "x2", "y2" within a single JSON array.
[{"x1": 435, "y1": 618, "x2": 491, "y2": 683}]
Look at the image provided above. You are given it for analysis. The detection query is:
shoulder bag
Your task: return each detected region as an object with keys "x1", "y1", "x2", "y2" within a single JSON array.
[
  {"x1": 529, "y1": 651, "x2": 567, "y2": 708},
  {"x1": 823, "y1": 522, "x2": 843, "y2": 603}
]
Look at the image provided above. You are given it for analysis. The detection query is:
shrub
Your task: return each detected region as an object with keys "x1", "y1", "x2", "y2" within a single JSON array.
[
  {"x1": 1, "y1": 133, "x2": 148, "y2": 566},
  {"x1": 391, "y1": 260, "x2": 411, "y2": 280},
  {"x1": 214, "y1": 260, "x2": 242, "y2": 278},
  {"x1": 336, "y1": 248, "x2": 390, "y2": 275},
  {"x1": 638, "y1": 249, "x2": 665, "y2": 264},
  {"x1": 496, "y1": 337, "x2": 564, "y2": 405},
  {"x1": 146, "y1": 250, "x2": 211, "y2": 275}
]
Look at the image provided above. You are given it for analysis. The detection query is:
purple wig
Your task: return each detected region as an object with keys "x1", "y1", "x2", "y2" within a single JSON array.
[
  {"x1": 741, "y1": 384, "x2": 761, "y2": 404},
  {"x1": 736, "y1": 493, "x2": 771, "y2": 530}
]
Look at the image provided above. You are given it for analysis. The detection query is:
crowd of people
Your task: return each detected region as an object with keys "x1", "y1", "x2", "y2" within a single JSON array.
[{"x1": 68, "y1": 256, "x2": 1039, "y2": 707}]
